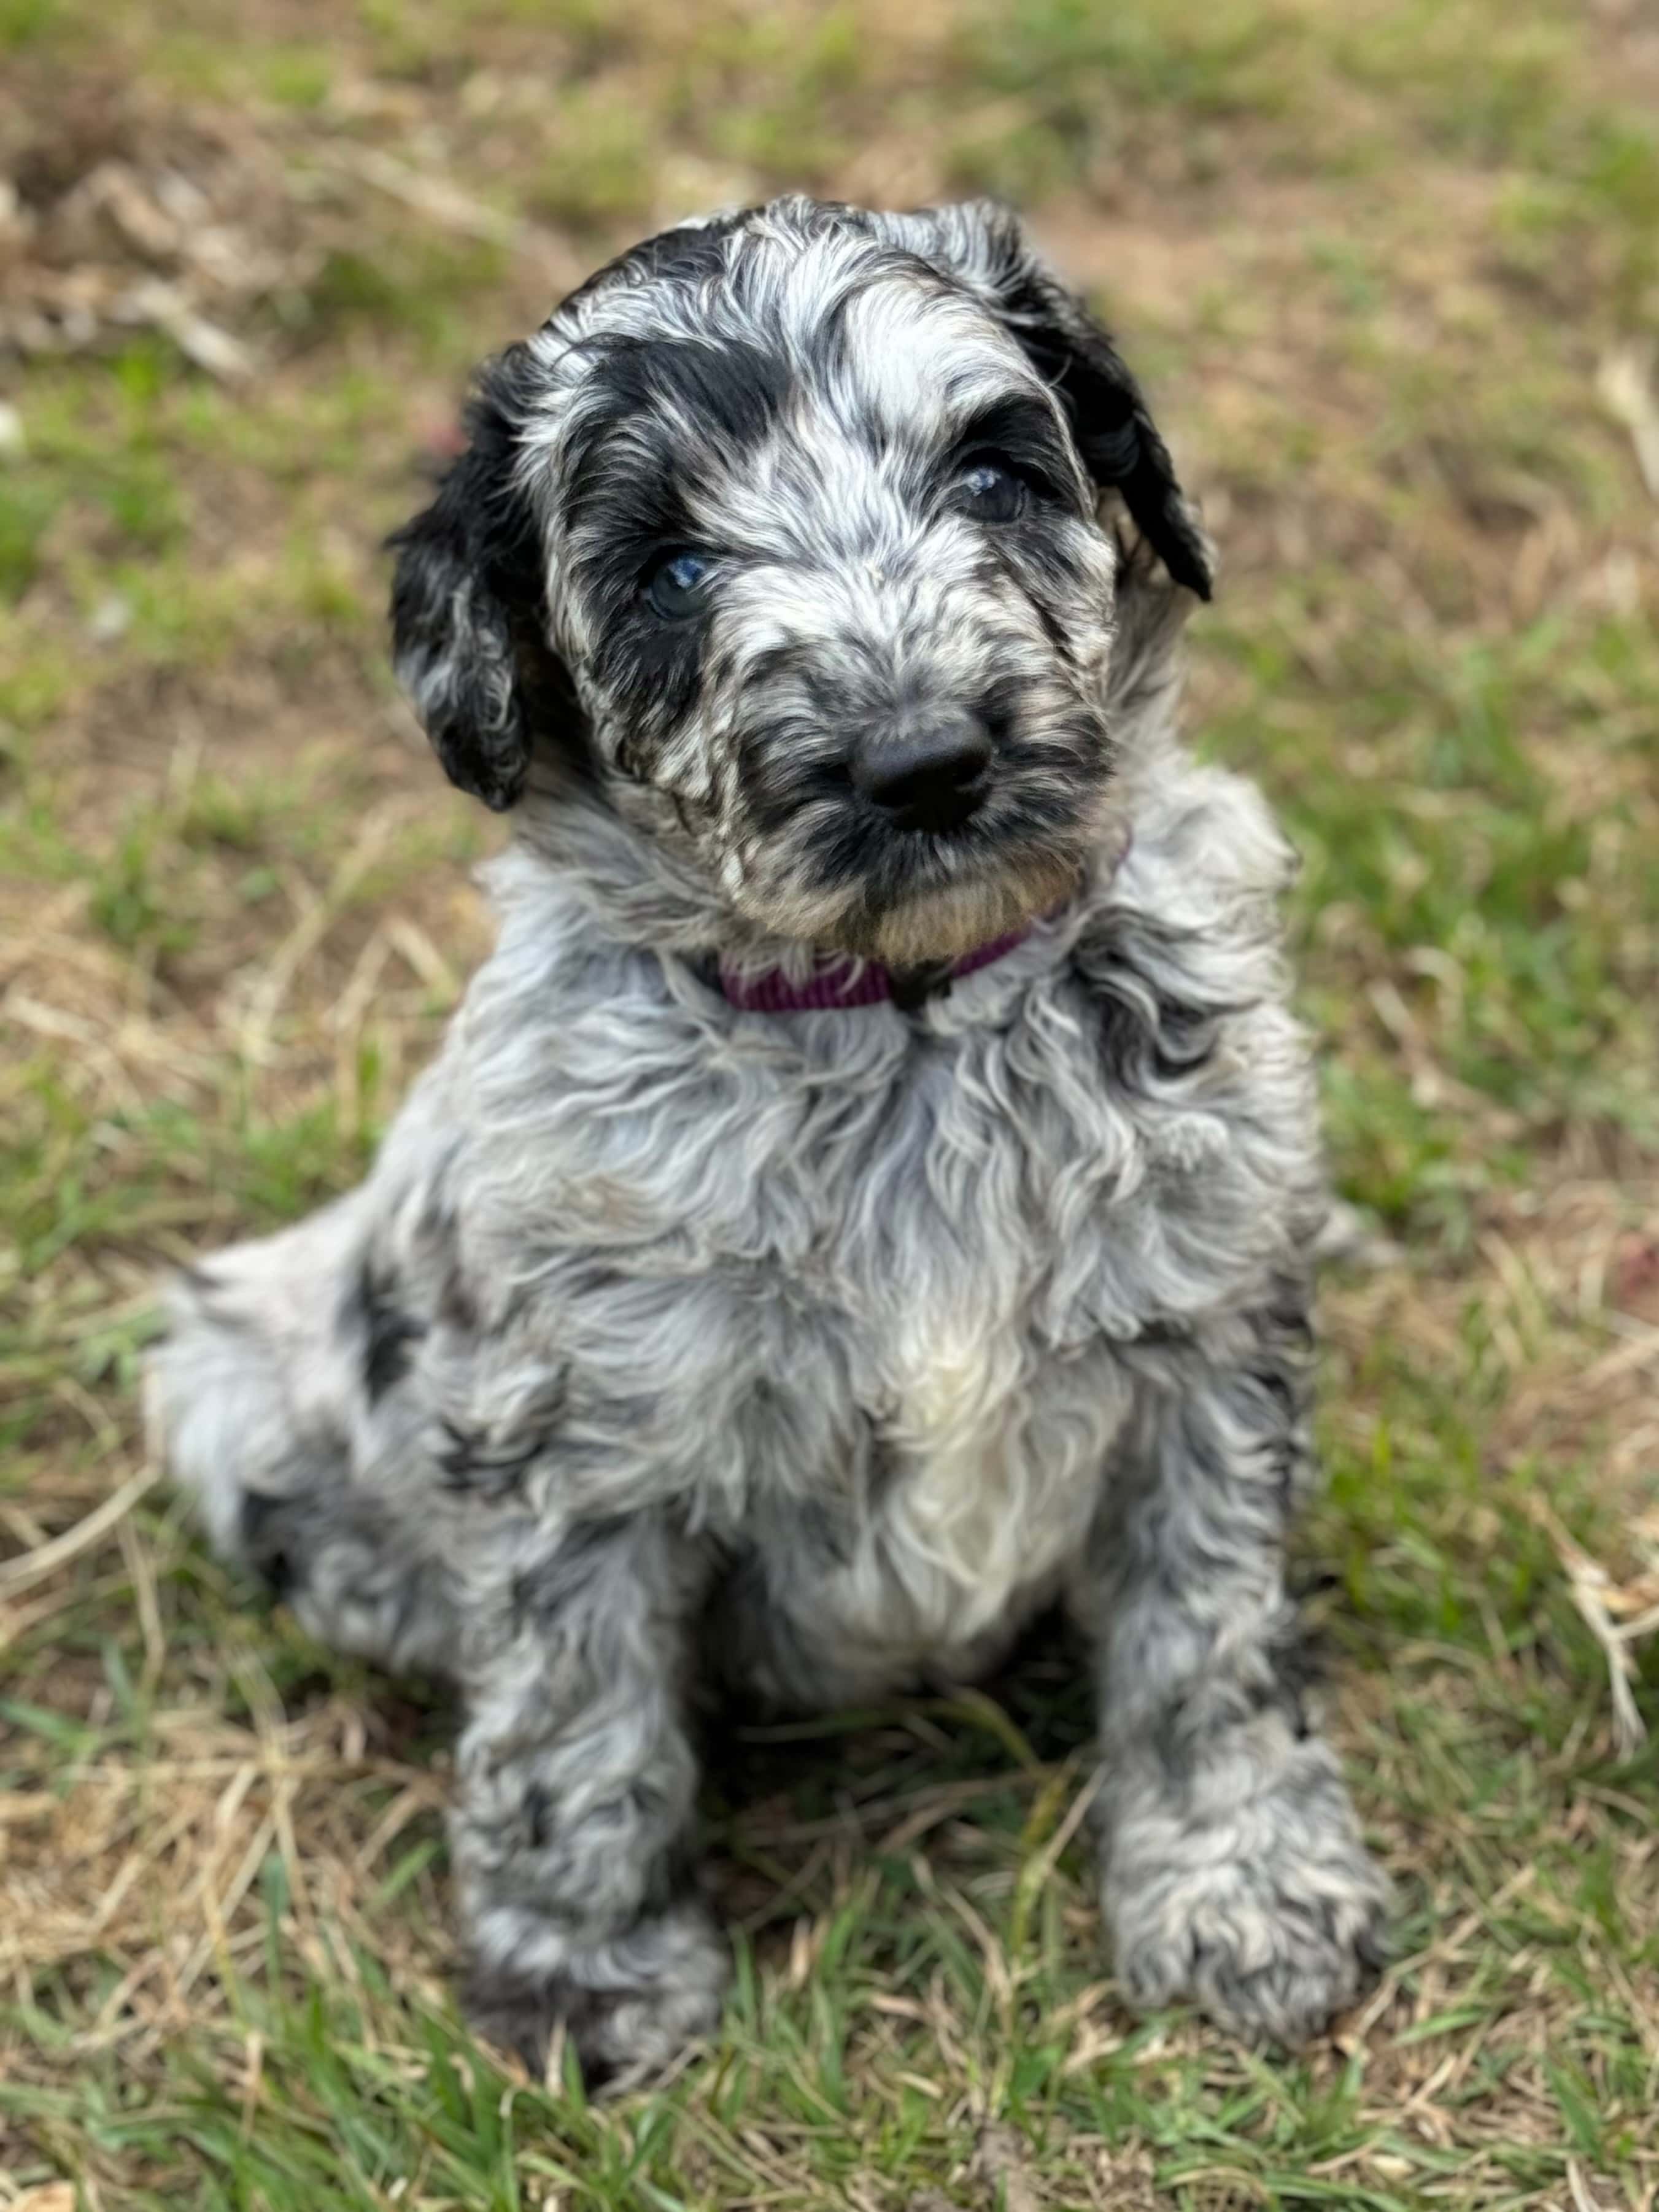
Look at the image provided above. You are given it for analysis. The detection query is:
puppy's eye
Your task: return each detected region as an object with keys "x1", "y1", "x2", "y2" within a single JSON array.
[
  {"x1": 955, "y1": 459, "x2": 1029, "y2": 524},
  {"x1": 646, "y1": 551, "x2": 715, "y2": 620}
]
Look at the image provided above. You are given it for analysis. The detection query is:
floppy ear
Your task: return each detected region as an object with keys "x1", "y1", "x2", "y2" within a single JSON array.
[
  {"x1": 883, "y1": 201, "x2": 1214, "y2": 601},
  {"x1": 388, "y1": 343, "x2": 570, "y2": 811}
]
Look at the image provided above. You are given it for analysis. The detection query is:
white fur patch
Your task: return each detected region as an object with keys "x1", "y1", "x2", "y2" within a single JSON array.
[{"x1": 875, "y1": 1304, "x2": 1120, "y2": 1649}]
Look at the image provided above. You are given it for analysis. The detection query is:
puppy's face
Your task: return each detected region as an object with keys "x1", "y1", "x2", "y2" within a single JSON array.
[{"x1": 392, "y1": 199, "x2": 1212, "y2": 964}]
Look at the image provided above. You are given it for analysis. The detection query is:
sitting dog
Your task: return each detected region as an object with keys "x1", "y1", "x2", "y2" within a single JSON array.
[{"x1": 149, "y1": 195, "x2": 1388, "y2": 2084}]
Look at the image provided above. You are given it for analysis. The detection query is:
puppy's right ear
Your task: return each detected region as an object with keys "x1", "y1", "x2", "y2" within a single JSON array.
[{"x1": 389, "y1": 344, "x2": 562, "y2": 811}]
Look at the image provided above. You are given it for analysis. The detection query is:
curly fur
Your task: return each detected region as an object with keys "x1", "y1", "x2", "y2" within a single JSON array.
[{"x1": 148, "y1": 195, "x2": 1386, "y2": 2086}]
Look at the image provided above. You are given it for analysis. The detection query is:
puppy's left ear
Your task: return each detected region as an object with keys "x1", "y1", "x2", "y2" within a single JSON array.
[
  {"x1": 884, "y1": 201, "x2": 1214, "y2": 601},
  {"x1": 389, "y1": 344, "x2": 566, "y2": 811}
]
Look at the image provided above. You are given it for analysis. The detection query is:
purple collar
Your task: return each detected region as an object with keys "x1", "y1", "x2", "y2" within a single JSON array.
[{"x1": 717, "y1": 921, "x2": 1036, "y2": 1013}]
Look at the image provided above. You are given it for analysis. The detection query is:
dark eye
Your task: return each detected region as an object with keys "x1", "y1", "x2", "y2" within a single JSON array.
[
  {"x1": 956, "y1": 459, "x2": 1029, "y2": 524},
  {"x1": 646, "y1": 551, "x2": 715, "y2": 619}
]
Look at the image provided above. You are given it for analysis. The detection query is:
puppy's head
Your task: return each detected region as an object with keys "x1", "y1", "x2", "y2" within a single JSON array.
[{"x1": 391, "y1": 197, "x2": 1212, "y2": 964}]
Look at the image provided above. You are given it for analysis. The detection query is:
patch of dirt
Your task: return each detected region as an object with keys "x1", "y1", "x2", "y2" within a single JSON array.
[
  {"x1": 0, "y1": 75, "x2": 317, "y2": 376},
  {"x1": 0, "y1": 68, "x2": 585, "y2": 379}
]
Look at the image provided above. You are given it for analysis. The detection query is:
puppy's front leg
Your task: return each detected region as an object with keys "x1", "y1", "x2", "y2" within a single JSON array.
[
  {"x1": 1078, "y1": 1291, "x2": 1388, "y2": 2044},
  {"x1": 451, "y1": 1511, "x2": 725, "y2": 2088}
]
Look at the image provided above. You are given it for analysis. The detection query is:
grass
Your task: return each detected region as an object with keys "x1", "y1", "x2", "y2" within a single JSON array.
[{"x1": 2, "y1": 1, "x2": 1658, "y2": 2206}]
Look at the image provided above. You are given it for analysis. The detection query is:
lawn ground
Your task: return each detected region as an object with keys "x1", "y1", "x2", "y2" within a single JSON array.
[{"x1": 2, "y1": 2, "x2": 1658, "y2": 2206}]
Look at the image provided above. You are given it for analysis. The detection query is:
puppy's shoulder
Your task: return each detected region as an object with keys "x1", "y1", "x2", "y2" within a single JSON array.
[
  {"x1": 1100, "y1": 739, "x2": 1299, "y2": 962},
  {"x1": 1054, "y1": 744, "x2": 1324, "y2": 1266}
]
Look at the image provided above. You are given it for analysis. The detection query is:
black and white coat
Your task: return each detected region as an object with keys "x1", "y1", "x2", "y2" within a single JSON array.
[{"x1": 149, "y1": 196, "x2": 1388, "y2": 2085}]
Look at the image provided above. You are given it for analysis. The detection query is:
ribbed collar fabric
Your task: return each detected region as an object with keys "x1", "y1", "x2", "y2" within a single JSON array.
[{"x1": 716, "y1": 920, "x2": 1037, "y2": 1013}]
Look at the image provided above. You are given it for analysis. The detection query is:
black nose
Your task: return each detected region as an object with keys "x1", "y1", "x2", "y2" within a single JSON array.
[{"x1": 851, "y1": 716, "x2": 992, "y2": 832}]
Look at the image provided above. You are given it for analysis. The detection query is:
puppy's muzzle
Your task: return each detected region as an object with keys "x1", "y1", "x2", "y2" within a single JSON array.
[{"x1": 849, "y1": 711, "x2": 992, "y2": 833}]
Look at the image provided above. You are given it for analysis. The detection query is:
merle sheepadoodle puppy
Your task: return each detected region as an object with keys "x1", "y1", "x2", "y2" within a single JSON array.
[{"x1": 149, "y1": 195, "x2": 1389, "y2": 2085}]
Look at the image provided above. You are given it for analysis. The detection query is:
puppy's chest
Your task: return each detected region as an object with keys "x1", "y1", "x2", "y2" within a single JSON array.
[
  {"x1": 767, "y1": 1101, "x2": 1137, "y2": 1632},
  {"x1": 461, "y1": 955, "x2": 1290, "y2": 1597},
  {"x1": 841, "y1": 1286, "x2": 1129, "y2": 1638}
]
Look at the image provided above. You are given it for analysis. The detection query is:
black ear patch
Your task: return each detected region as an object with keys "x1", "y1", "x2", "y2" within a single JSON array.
[
  {"x1": 997, "y1": 260, "x2": 1214, "y2": 601},
  {"x1": 891, "y1": 201, "x2": 1215, "y2": 601},
  {"x1": 388, "y1": 343, "x2": 578, "y2": 810}
]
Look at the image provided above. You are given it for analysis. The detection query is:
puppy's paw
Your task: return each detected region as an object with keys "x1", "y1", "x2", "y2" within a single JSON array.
[
  {"x1": 462, "y1": 1905, "x2": 728, "y2": 2092},
  {"x1": 1104, "y1": 1764, "x2": 1389, "y2": 2046}
]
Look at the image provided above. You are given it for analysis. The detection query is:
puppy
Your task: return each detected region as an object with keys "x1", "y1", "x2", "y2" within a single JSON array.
[{"x1": 149, "y1": 196, "x2": 1388, "y2": 2085}]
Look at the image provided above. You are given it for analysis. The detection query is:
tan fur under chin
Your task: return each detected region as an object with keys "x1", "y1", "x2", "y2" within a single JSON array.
[{"x1": 840, "y1": 850, "x2": 1088, "y2": 967}]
